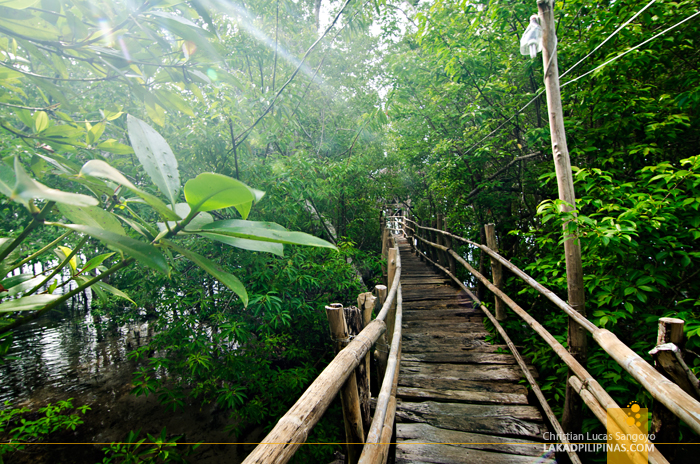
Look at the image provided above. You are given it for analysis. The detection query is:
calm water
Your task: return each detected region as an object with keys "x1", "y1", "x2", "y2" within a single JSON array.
[{"x1": 1, "y1": 266, "x2": 151, "y2": 405}]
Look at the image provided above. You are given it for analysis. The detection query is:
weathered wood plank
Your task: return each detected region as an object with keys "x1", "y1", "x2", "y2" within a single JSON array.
[
  {"x1": 398, "y1": 377, "x2": 527, "y2": 395},
  {"x1": 400, "y1": 362, "x2": 537, "y2": 381},
  {"x1": 397, "y1": 386, "x2": 528, "y2": 405},
  {"x1": 396, "y1": 442, "x2": 555, "y2": 464},
  {"x1": 401, "y1": 352, "x2": 517, "y2": 365},
  {"x1": 395, "y1": 401, "x2": 545, "y2": 439},
  {"x1": 397, "y1": 423, "x2": 547, "y2": 457},
  {"x1": 403, "y1": 328, "x2": 492, "y2": 338},
  {"x1": 403, "y1": 309, "x2": 479, "y2": 319}
]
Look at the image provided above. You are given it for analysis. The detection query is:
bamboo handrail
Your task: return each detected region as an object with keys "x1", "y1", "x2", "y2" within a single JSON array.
[
  {"x1": 411, "y1": 234, "x2": 668, "y2": 464},
  {"x1": 359, "y1": 285, "x2": 402, "y2": 463},
  {"x1": 410, "y1": 242, "x2": 582, "y2": 464},
  {"x1": 406, "y1": 219, "x2": 700, "y2": 435},
  {"x1": 242, "y1": 228, "x2": 402, "y2": 464}
]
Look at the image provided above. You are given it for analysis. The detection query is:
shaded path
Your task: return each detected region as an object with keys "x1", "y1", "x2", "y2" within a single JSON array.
[{"x1": 395, "y1": 237, "x2": 555, "y2": 463}]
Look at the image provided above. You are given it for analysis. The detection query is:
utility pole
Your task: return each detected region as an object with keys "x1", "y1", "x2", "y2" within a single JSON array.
[{"x1": 537, "y1": 0, "x2": 586, "y2": 434}]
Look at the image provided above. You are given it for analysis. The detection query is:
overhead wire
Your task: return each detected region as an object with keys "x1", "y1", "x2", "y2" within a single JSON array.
[{"x1": 460, "y1": 2, "x2": 698, "y2": 156}]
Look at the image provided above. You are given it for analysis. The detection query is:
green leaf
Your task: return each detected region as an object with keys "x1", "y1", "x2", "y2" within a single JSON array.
[
  {"x1": 57, "y1": 245, "x2": 78, "y2": 273},
  {"x1": 127, "y1": 115, "x2": 181, "y2": 206},
  {"x1": 184, "y1": 172, "x2": 263, "y2": 218},
  {"x1": 93, "y1": 281, "x2": 135, "y2": 305},
  {"x1": 198, "y1": 219, "x2": 337, "y2": 249},
  {"x1": 96, "y1": 139, "x2": 135, "y2": 155},
  {"x1": 164, "y1": 240, "x2": 247, "y2": 306},
  {"x1": 60, "y1": 224, "x2": 168, "y2": 274},
  {"x1": 33, "y1": 110, "x2": 48, "y2": 132},
  {"x1": 79, "y1": 160, "x2": 179, "y2": 220},
  {"x1": 197, "y1": 232, "x2": 284, "y2": 256},
  {"x1": 10, "y1": 157, "x2": 98, "y2": 207},
  {"x1": 1, "y1": 274, "x2": 43, "y2": 297},
  {"x1": 58, "y1": 204, "x2": 126, "y2": 236},
  {"x1": 80, "y1": 252, "x2": 115, "y2": 275},
  {"x1": 0, "y1": 294, "x2": 59, "y2": 313},
  {"x1": 156, "y1": 203, "x2": 213, "y2": 233},
  {"x1": 0, "y1": 0, "x2": 41, "y2": 9}
]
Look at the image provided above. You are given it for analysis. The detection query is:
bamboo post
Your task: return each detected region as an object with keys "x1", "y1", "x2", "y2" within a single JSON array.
[
  {"x1": 326, "y1": 304, "x2": 364, "y2": 463},
  {"x1": 651, "y1": 318, "x2": 685, "y2": 450},
  {"x1": 374, "y1": 285, "x2": 389, "y2": 385},
  {"x1": 443, "y1": 220, "x2": 457, "y2": 276},
  {"x1": 357, "y1": 292, "x2": 376, "y2": 435},
  {"x1": 386, "y1": 247, "x2": 398, "y2": 346},
  {"x1": 436, "y1": 214, "x2": 448, "y2": 267},
  {"x1": 538, "y1": 0, "x2": 586, "y2": 434},
  {"x1": 484, "y1": 224, "x2": 505, "y2": 321}
]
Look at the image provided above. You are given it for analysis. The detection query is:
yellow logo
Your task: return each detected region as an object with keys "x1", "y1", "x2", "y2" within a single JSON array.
[{"x1": 606, "y1": 401, "x2": 653, "y2": 464}]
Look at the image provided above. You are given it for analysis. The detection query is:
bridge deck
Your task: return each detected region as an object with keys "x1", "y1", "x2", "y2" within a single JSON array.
[{"x1": 395, "y1": 237, "x2": 555, "y2": 464}]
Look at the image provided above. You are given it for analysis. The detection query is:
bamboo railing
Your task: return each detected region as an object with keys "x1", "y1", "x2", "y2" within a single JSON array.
[
  {"x1": 397, "y1": 215, "x2": 700, "y2": 464},
  {"x1": 241, "y1": 224, "x2": 402, "y2": 464}
]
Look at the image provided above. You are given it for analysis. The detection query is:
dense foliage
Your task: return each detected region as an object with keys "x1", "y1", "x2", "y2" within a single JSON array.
[
  {"x1": 384, "y1": 0, "x2": 700, "y2": 448},
  {"x1": 1, "y1": 0, "x2": 699, "y2": 462}
]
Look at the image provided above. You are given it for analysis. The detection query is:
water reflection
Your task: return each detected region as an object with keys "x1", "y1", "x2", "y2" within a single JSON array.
[{"x1": 0, "y1": 301, "x2": 151, "y2": 405}]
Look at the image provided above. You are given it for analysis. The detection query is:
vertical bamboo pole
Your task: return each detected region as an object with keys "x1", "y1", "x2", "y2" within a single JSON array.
[
  {"x1": 477, "y1": 225, "x2": 486, "y2": 301},
  {"x1": 374, "y1": 285, "x2": 389, "y2": 385},
  {"x1": 651, "y1": 317, "x2": 685, "y2": 453},
  {"x1": 386, "y1": 247, "x2": 398, "y2": 345},
  {"x1": 436, "y1": 214, "x2": 447, "y2": 267},
  {"x1": 538, "y1": 0, "x2": 586, "y2": 434},
  {"x1": 443, "y1": 218, "x2": 457, "y2": 276},
  {"x1": 484, "y1": 224, "x2": 505, "y2": 321},
  {"x1": 357, "y1": 292, "x2": 376, "y2": 435},
  {"x1": 326, "y1": 303, "x2": 364, "y2": 463}
]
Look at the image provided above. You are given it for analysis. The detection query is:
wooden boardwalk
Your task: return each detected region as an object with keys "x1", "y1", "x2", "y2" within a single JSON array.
[{"x1": 395, "y1": 237, "x2": 555, "y2": 464}]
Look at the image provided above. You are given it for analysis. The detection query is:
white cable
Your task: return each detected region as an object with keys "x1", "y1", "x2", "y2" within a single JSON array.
[
  {"x1": 562, "y1": 8, "x2": 700, "y2": 88},
  {"x1": 559, "y1": 0, "x2": 657, "y2": 80}
]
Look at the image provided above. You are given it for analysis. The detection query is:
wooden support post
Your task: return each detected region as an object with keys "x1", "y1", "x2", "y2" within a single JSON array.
[
  {"x1": 538, "y1": 0, "x2": 586, "y2": 434},
  {"x1": 326, "y1": 304, "x2": 364, "y2": 463},
  {"x1": 386, "y1": 248, "x2": 398, "y2": 345},
  {"x1": 443, "y1": 219, "x2": 457, "y2": 276},
  {"x1": 374, "y1": 285, "x2": 389, "y2": 387},
  {"x1": 429, "y1": 218, "x2": 439, "y2": 266},
  {"x1": 651, "y1": 318, "x2": 686, "y2": 453},
  {"x1": 484, "y1": 224, "x2": 505, "y2": 321},
  {"x1": 477, "y1": 225, "x2": 486, "y2": 302},
  {"x1": 357, "y1": 292, "x2": 376, "y2": 436},
  {"x1": 436, "y1": 214, "x2": 448, "y2": 267}
]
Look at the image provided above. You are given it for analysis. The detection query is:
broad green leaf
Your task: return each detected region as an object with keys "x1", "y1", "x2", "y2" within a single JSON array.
[
  {"x1": 127, "y1": 114, "x2": 181, "y2": 206},
  {"x1": 80, "y1": 252, "x2": 115, "y2": 275},
  {"x1": 0, "y1": 0, "x2": 41, "y2": 9},
  {"x1": 96, "y1": 139, "x2": 134, "y2": 155},
  {"x1": 93, "y1": 281, "x2": 135, "y2": 305},
  {"x1": 1, "y1": 274, "x2": 43, "y2": 297},
  {"x1": 59, "y1": 204, "x2": 126, "y2": 236},
  {"x1": 57, "y1": 246, "x2": 78, "y2": 273},
  {"x1": 0, "y1": 163, "x2": 14, "y2": 197},
  {"x1": 0, "y1": 294, "x2": 59, "y2": 313},
  {"x1": 198, "y1": 233, "x2": 284, "y2": 257},
  {"x1": 61, "y1": 224, "x2": 168, "y2": 274},
  {"x1": 199, "y1": 219, "x2": 337, "y2": 249},
  {"x1": 164, "y1": 240, "x2": 247, "y2": 306},
  {"x1": 11, "y1": 157, "x2": 98, "y2": 207},
  {"x1": 156, "y1": 203, "x2": 213, "y2": 233},
  {"x1": 33, "y1": 111, "x2": 48, "y2": 132},
  {"x1": 79, "y1": 160, "x2": 179, "y2": 220},
  {"x1": 0, "y1": 237, "x2": 19, "y2": 276},
  {"x1": 184, "y1": 172, "x2": 262, "y2": 218},
  {"x1": 0, "y1": 15, "x2": 59, "y2": 41}
]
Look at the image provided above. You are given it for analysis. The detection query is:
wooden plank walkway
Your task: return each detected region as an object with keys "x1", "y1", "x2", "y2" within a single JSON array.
[{"x1": 395, "y1": 237, "x2": 556, "y2": 464}]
